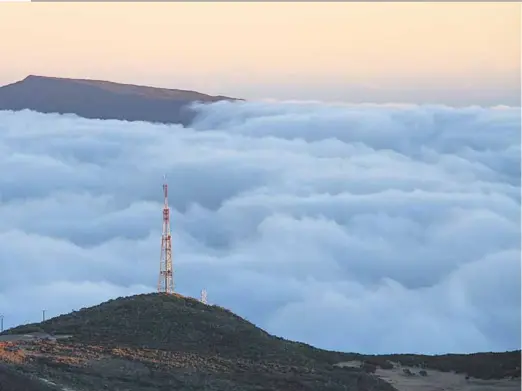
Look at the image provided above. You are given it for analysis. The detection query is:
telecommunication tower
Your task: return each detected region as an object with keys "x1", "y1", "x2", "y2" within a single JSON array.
[
  {"x1": 200, "y1": 289, "x2": 208, "y2": 304},
  {"x1": 158, "y1": 175, "x2": 174, "y2": 294}
]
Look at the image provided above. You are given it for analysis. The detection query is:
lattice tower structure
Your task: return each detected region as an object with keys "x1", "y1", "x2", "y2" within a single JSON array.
[
  {"x1": 200, "y1": 289, "x2": 208, "y2": 304},
  {"x1": 158, "y1": 176, "x2": 174, "y2": 294}
]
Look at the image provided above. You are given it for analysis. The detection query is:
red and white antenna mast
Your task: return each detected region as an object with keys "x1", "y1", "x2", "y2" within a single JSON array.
[{"x1": 158, "y1": 174, "x2": 174, "y2": 294}]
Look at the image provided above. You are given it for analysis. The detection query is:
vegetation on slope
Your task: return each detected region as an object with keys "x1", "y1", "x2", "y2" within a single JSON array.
[
  {"x1": 5, "y1": 294, "x2": 336, "y2": 365},
  {"x1": 377, "y1": 351, "x2": 521, "y2": 380},
  {"x1": 0, "y1": 364, "x2": 61, "y2": 391},
  {"x1": 2, "y1": 294, "x2": 396, "y2": 391},
  {"x1": 3, "y1": 293, "x2": 519, "y2": 387}
]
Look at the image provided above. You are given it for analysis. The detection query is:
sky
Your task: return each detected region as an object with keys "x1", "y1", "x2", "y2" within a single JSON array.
[
  {"x1": 0, "y1": 101, "x2": 520, "y2": 355},
  {"x1": 0, "y1": 2, "x2": 520, "y2": 105}
]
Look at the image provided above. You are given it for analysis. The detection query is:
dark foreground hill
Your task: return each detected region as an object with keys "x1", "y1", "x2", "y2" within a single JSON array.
[
  {"x1": 0, "y1": 75, "x2": 239, "y2": 126},
  {"x1": 0, "y1": 293, "x2": 396, "y2": 391},
  {"x1": 0, "y1": 294, "x2": 519, "y2": 391}
]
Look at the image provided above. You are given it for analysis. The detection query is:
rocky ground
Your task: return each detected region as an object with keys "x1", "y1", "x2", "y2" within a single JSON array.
[{"x1": 0, "y1": 293, "x2": 519, "y2": 391}]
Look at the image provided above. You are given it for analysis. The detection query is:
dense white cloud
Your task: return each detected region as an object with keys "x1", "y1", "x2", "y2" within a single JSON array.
[{"x1": 0, "y1": 101, "x2": 520, "y2": 355}]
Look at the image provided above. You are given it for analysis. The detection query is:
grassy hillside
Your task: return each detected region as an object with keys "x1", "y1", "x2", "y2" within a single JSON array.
[
  {"x1": 2, "y1": 293, "x2": 396, "y2": 391},
  {"x1": 6, "y1": 293, "x2": 519, "y2": 381}
]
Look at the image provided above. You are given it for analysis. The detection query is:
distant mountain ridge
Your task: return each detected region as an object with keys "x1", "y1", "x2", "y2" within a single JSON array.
[{"x1": 0, "y1": 75, "x2": 240, "y2": 125}]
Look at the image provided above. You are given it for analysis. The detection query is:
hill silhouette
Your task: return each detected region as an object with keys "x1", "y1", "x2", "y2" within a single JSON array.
[
  {"x1": 1, "y1": 294, "x2": 520, "y2": 390},
  {"x1": 0, "y1": 75, "x2": 239, "y2": 126},
  {"x1": 0, "y1": 293, "x2": 397, "y2": 391}
]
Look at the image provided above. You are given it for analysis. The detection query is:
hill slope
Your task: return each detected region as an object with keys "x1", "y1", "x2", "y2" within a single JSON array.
[
  {"x1": 1, "y1": 293, "x2": 396, "y2": 391},
  {"x1": 0, "y1": 75, "x2": 239, "y2": 126},
  {"x1": 2, "y1": 294, "x2": 519, "y2": 391}
]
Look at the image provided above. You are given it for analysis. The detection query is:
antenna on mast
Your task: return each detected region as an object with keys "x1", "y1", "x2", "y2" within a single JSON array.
[
  {"x1": 200, "y1": 289, "x2": 208, "y2": 305},
  {"x1": 158, "y1": 174, "x2": 174, "y2": 294}
]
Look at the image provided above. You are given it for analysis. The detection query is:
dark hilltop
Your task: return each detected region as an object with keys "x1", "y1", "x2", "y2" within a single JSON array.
[
  {"x1": 0, "y1": 294, "x2": 395, "y2": 391},
  {"x1": 0, "y1": 75, "x2": 240, "y2": 126},
  {"x1": 0, "y1": 293, "x2": 520, "y2": 391}
]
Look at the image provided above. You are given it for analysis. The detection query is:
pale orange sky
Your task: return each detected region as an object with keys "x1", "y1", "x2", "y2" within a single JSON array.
[{"x1": 0, "y1": 2, "x2": 519, "y2": 105}]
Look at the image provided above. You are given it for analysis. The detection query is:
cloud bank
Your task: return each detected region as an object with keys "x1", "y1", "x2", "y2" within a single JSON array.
[{"x1": 0, "y1": 101, "x2": 520, "y2": 355}]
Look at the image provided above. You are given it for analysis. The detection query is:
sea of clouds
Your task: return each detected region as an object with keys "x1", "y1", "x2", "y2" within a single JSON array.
[{"x1": 0, "y1": 101, "x2": 520, "y2": 355}]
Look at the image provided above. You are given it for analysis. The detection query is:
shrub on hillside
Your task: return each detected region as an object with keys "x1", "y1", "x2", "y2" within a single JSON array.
[{"x1": 360, "y1": 362, "x2": 377, "y2": 373}]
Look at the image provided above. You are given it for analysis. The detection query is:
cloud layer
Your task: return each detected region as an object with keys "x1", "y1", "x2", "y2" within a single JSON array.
[{"x1": 0, "y1": 101, "x2": 520, "y2": 355}]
